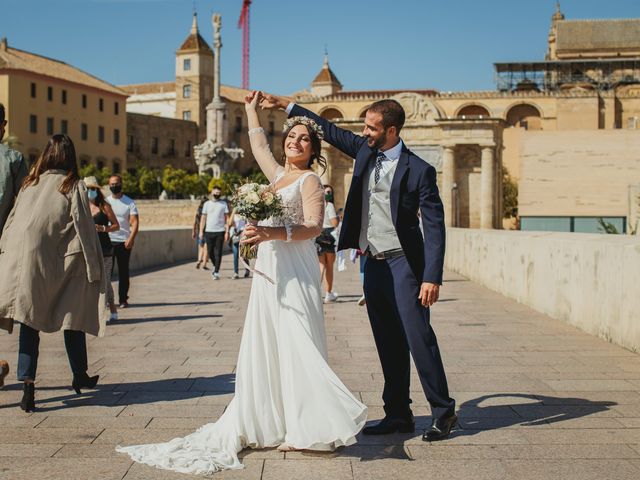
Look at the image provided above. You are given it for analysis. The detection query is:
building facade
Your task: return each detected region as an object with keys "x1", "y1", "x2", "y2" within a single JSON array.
[
  {"x1": 295, "y1": 7, "x2": 640, "y2": 233},
  {"x1": 122, "y1": 14, "x2": 287, "y2": 175},
  {"x1": 0, "y1": 37, "x2": 127, "y2": 172}
]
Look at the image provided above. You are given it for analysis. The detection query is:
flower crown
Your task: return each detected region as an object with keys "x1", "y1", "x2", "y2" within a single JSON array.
[{"x1": 282, "y1": 116, "x2": 325, "y2": 141}]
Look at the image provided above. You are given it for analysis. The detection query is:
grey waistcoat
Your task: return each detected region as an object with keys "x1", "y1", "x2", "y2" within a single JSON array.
[{"x1": 359, "y1": 161, "x2": 402, "y2": 255}]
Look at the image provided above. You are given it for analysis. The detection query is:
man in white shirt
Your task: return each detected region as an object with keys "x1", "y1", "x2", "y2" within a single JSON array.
[
  {"x1": 106, "y1": 175, "x2": 139, "y2": 308},
  {"x1": 199, "y1": 186, "x2": 229, "y2": 280}
]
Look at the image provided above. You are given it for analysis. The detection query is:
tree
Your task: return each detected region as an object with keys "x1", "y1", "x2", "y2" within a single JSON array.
[
  {"x1": 138, "y1": 166, "x2": 161, "y2": 198},
  {"x1": 502, "y1": 167, "x2": 518, "y2": 219},
  {"x1": 247, "y1": 168, "x2": 268, "y2": 185},
  {"x1": 162, "y1": 165, "x2": 189, "y2": 198},
  {"x1": 597, "y1": 218, "x2": 620, "y2": 234},
  {"x1": 122, "y1": 171, "x2": 141, "y2": 198}
]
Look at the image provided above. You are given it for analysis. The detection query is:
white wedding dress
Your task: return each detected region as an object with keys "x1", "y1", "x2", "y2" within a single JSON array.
[{"x1": 116, "y1": 167, "x2": 367, "y2": 475}]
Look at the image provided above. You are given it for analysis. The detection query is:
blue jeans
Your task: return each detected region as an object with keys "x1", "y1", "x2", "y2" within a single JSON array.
[
  {"x1": 17, "y1": 324, "x2": 88, "y2": 381},
  {"x1": 231, "y1": 242, "x2": 250, "y2": 275}
]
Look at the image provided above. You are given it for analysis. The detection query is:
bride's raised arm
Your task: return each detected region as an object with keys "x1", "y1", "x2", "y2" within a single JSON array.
[{"x1": 244, "y1": 91, "x2": 282, "y2": 183}]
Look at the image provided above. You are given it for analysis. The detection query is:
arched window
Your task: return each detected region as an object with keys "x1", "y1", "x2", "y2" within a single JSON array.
[
  {"x1": 457, "y1": 105, "x2": 491, "y2": 119},
  {"x1": 320, "y1": 107, "x2": 344, "y2": 120},
  {"x1": 506, "y1": 104, "x2": 542, "y2": 130}
]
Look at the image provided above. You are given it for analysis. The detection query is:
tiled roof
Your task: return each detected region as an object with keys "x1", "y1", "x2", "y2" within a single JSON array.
[
  {"x1": 312, "y1": 65, "x2": 341, "y2": 85},
  {"x1": 557, "y1": 19, "x2": 640, "y2": 54},
  {"x1": 178, "y1": 31, "x2": 213, "y2": 54},
  {"x1": 119, "y1": 81, "x2": 251, "y2": 104},
  {"x1": 119, "y1": 82, "x2": 176, "y2": 95},
  {"x1": 0, "y1": 42, "x2": 126, "y2": 96}
]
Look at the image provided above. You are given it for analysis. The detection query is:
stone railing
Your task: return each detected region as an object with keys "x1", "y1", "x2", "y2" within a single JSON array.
[
  {"x1": 128, "y1": 227, "x2": 195, "y2": 272},
  {"x1": 135, "y1": 200, "x2": 200, "y2": 228},
  {"x1": 445, "y1": 228, "x2": 640, "y2": 352}
]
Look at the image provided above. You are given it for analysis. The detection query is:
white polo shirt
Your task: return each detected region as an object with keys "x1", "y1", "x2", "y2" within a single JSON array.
[
  {"x1": 107, "y1": 194, "x2": 139, "y2": 243},
  {"x1": 202, "y1": 199, "x2": 229, "y2": 233}
]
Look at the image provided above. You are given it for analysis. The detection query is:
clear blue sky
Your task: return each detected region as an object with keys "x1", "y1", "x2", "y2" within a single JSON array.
[{"x1": 2, "y1": 0, "x2": 639, "y2": 94}]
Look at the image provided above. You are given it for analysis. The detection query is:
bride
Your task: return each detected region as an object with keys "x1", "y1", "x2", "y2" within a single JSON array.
[{"x1": 116, "y1": 91, "x2": 367, "y2": 475}]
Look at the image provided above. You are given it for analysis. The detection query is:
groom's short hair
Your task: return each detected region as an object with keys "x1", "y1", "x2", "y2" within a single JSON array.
[{"x1": 367, "y1": 100, "x2": 405, "y2": 134}]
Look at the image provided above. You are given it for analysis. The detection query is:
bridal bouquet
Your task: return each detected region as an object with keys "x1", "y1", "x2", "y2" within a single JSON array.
[{"x1": 230, "y1": 182, "x2": 285, "y2": 259}]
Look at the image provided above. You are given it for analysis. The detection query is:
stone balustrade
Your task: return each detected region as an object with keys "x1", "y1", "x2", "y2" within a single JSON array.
[{"x1": 445, "y1": 228, "x2": 640, "y2": 352}]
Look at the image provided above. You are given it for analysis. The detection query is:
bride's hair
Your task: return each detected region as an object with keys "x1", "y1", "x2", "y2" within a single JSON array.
[{"x1": 281, "y1": 123, "x2": 327, "y2": 175}]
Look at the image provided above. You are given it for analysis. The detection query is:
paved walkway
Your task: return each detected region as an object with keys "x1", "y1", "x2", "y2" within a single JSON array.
[{"x1": 1, "y1": 256, "x2": 640, "y2": 479}]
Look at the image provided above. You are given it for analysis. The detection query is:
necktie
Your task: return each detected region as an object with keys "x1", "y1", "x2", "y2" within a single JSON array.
[{"x1": 374, "y1": 152, "x2": 385, "y2": 184}]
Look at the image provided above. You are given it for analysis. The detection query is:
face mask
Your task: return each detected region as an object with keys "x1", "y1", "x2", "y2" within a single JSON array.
[
  {"x1": 325, "y1": 193, "x2": 333, "y2": 202},
  {"x1": 110, "y1": 185, "x2": 122, "y2": 194},
  {"x1": 88, "y1": 190, "x2": 98, "y2": 202},
  {"x1": 212, "y1": 193, "x2": 221, "y2": 199}
]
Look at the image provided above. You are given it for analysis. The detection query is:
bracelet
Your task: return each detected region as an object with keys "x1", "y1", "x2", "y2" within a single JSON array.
[
  {"x1": 284, "y1": 224, "x2": 292, "y2": 243},
  {"x1": 248, "y1": 127, "x2": 264, "y2": 136}
]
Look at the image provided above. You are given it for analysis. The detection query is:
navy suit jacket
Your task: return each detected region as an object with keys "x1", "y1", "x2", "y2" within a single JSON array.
[{"x1": 290, "y1": 105, "x2": 446, "y2": 285}]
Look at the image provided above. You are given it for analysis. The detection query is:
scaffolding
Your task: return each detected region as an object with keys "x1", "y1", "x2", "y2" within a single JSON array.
[{"x1": 494, "y1": 58, "x2": 640, "y2": 92}]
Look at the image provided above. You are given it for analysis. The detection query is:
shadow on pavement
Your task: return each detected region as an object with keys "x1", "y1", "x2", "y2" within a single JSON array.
[
  {"x1": 0, "y1": 374, "x2": 236, "y2": 412},
  {"x1": 111, "y1": 314, "x2": 222, "y2": 324},
  {"x1": 450, "y1": 392, "x2": 618, "y2": 437},
  {"x1": 127, "y1": 301, "x2": 230, "y2": 308}
]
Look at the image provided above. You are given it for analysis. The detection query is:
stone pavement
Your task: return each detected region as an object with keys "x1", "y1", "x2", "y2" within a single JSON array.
[{"x1": 1, "y1": 257, "x2": 640, "y2": 480}]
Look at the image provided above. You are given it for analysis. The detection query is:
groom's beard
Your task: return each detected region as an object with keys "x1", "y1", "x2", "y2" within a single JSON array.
[{"x1": 367, "y1": 131, "x2": 387, "y2": 151}]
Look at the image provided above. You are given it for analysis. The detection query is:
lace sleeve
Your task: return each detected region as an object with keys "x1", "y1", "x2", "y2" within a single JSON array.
[
  {"x1": 288, "y1": 173, "x2": 324, "y2": 242},
  {"x1": 248, "y1": 127, "x2": 281, "y2": 183}
]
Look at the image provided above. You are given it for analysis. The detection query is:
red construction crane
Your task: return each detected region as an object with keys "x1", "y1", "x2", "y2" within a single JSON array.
[{"x1": 238, "y1": 0, "x2": 251, "y2": 89}]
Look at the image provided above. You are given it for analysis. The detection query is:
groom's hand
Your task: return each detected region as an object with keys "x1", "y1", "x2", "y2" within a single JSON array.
[
  {"x1": 259, "y1": 93, "x2": 289, "y2": 111},
  {"x1": 419, "y1": 282, "x2": 440, "y2": 308}
]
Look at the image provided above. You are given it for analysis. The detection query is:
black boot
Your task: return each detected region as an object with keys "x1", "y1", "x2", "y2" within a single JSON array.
[
  {"x1": 20, "y1": 382, "x2": 35, "y2": 412},
  {"x1": 72, "y1": 373, "x2": 99, "y2": 395}
]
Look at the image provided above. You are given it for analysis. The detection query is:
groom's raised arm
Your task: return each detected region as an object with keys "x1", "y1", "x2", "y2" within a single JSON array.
[{"x1": 261, "y1": 94, "x2": 366, "y2": 160}]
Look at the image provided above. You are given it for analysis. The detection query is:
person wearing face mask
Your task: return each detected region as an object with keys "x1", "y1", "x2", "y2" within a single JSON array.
[
  {"x1": 199, "y1": 186, "x2": 230, "y2": 281},
  {"x1": 316, "y1": 184, "x2": 340, "y2": 303},
  {"x1": 84, "y1": 177, "x2": 120, "y2": 323},
  {"x1": 106, "y1": 175, "x2": 139, "y2": 308}
]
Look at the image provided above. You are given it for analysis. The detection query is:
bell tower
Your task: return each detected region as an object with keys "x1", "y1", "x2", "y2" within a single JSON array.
[{"x1": 176, "y1": 13, "x2": 214, "y2": 142}]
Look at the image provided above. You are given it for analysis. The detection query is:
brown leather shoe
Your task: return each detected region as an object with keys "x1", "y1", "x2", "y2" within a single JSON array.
[{"x1": 0, "y1": 360, "x2": 9, "y2": 389}]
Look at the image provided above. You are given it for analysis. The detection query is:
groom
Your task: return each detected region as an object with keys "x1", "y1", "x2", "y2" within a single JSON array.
[{"x1": 261, "y1": 94, "x2": 456, "y2": 441}]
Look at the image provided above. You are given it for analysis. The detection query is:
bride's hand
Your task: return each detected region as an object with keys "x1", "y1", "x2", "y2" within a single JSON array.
[
  {"x1": 241, "y1": 224, "x2": 269, "y2": 246},
  {"x1": 244, "y1": 90, "x2": 261, "y2": 112}
]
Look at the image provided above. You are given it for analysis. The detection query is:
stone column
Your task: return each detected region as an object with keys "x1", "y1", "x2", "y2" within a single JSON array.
[
  {"x1": 480, "y1": 146, "x2": 495, "y2": 229},
  {"x1": 441, "y1": 146, "x2": 456, "y2": 227}
]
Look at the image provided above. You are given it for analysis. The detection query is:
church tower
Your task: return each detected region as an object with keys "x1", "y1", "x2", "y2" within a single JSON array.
[
  {"x1": 546, "y1": 2, "x2": 565, "y2": 60},
  {"x1": 175, "y1": 13, "x2": 214, "y2": 142},
  {"x1": 310, "y1": 53, "x2": 343, "y2": 97}
]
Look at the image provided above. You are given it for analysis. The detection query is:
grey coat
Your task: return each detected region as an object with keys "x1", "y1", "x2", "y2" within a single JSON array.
[
  {"x1": 0, "y1": 171, "x2": 104, "y2": 335},
  {"x1": 0, "y1": 143, "x2": 28, "y2": 234}
]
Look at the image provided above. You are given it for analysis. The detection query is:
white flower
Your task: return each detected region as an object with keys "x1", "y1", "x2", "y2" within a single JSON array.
[
  {"x1": 247, "y1": 192, "x2": 260, "y2": 204},
  {"x1": 262, "y1": 192, "x2": 275, "y2": 205},
  {"x1": 238, "y1": 183, "x2": 255, "y2": 195}
]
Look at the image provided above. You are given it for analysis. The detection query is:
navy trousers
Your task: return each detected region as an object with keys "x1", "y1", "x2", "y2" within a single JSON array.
[
  {"x1": 17, "y1": 324, "x2": 88, "y2": 381},
  {"x1": 363, "y1": 255, "x2": 455, "y2": 421}
]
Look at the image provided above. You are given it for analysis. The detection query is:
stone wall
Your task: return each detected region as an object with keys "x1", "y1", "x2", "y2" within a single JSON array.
[
  {"x1": 519, "y1": 129, "x2": 640, "y2": 219},
  {"x1": 445, "y1": 228, "x2": 640, "y2": 352},
  {"x1": 129, "y1": 227, "x2": 195, "y2": 272},
  {"x1": 135, "y1": 200, "x2": 201, "y2": 228}
]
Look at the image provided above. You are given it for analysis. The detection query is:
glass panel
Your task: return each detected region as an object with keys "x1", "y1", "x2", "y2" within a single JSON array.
[
  {"x1": 520, "y1": 217, "x2": 571, "y2": 232},
  {"x1": 574, "y1": 217, "x2": 626, "y2": 234}
]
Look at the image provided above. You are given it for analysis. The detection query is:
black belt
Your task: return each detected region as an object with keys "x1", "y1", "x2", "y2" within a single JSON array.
[{"x1": 364, "y1": 248, "x2": 405, "y2": 260}]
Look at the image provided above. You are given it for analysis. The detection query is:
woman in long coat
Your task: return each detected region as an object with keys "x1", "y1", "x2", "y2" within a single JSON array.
[{"x1": 0, "y1": 134, "x2": 104, "y2": 412}]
